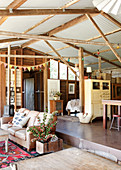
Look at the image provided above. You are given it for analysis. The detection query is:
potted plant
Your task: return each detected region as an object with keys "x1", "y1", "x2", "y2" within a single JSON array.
[
  {"x1": 27, "y1": 112, "x2": 63, "y2": 153},
  {"x1": 53, "y1": 91, "x2": 62, "y2": 100}
]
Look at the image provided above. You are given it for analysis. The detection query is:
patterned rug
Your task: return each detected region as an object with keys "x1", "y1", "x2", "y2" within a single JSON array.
[{"x1": 0, "y1": 140, "x2": 39, "y2": 169}]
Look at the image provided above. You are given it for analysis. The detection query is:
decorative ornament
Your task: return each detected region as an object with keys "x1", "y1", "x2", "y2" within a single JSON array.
[
  {"x1": 24, "y1": 67, "x2": 26, "y2": 71},
  {"x1": 43, "y1": 63, "x2": 45, "y2": 67},
  {"x1": 82, "y1": 58, "x2": 84, "y2": 61},
  {"x1": 32, "y1": 66, "x2": 34, "y2": 70},
  {"x1": 4, "y1": 63, "x2": 7, "y2": 68},
  {"x1": 68, "y1": 58, "x2": 70, "y2": 62},
  {"x1": 97, "y1": 49, "x2": 100, "y2": 55},
  {"x1": 14, "y1": 66, "x2": 17, "y2": 70},
  {"x1": 58, "y1": 60, "x2": 60, "y2": 63},
  {"x1": 9, "y1": 65, "x2": 12, "y2": 69},
  {"x1": 39, "y1": 69, "x2": 41, "y2": 72},
  {"x1": 117, "y1": 43, "x2": 120, "y2": 49},
  {"x1": 28, "y1": 67, "x2": 31, "y2": 72},
  {"x1": 75, "y1": 64, "x2": 77, "y2": 68}
]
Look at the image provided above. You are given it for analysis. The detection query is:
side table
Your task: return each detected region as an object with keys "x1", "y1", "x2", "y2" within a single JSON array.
[{"x1": 0, "y1": 128, "x2": 9, "y2": 152}]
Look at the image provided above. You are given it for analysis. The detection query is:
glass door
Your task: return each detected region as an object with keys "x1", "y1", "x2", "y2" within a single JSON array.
[
  {"x1": 102, "y1": 82, "x2": 109, "y2": 90},
  {"x1": 92, "y1": 82, "x2": 100, "y2": 90}
]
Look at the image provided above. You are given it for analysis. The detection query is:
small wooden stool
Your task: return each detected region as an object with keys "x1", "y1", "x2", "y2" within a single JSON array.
[{"x1": 110, "y1": 115, "x2": 121, "y2": 131}]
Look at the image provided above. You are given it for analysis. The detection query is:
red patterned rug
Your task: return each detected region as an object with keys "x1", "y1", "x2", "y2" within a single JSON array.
[{"x1": 0, "y1": 141, "x2": 37, "y2": 169}]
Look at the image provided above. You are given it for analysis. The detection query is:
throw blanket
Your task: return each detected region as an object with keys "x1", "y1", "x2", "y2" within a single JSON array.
[{"x1": 66, "y1": 99, "x2": 81, "y2": 112}]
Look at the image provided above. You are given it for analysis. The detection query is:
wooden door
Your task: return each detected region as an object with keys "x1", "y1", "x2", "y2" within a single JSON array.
[
  {"x1": 35, "y1": 72, "x2": 44, "y2": 112},
  {"x1": 25, "y1": 78, "x2": 34, "y2": 110}
]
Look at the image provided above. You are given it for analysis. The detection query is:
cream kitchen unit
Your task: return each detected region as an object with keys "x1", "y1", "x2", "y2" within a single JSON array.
[{"x1": 85, "y1": 79, "x2": 111, "y2": 121}]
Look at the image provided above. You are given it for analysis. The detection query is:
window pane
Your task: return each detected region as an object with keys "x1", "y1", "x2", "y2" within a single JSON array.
[
  {"x1": 68, "y1": 67, "x2": 75, "y2": 80},
  {"x1": 60, "y1": 62, "x2": 67, "y2": 80},
  {"x1": 50, "y1": 60, "x2": 58, "y2": 79}
]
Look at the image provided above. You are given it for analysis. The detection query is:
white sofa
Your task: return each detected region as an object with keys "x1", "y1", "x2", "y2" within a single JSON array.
[{"x1": 1, "y1": 108, "x2": 57, "y2": 150}]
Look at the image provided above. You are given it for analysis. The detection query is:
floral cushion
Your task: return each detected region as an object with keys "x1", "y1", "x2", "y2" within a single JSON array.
[{"x1": 13, "y1": 116, "x2": 30, "y2": 128}]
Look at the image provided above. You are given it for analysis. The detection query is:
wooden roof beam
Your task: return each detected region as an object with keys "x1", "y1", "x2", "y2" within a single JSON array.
[
  {"x1": 84, "y1": 49, "x2": 121, "y2": 68},
  {"x1": 84, "y1": 46, "x2": 121, "y2": 58},
  {"x1": 0, "y1": 38, "x2": 25, "y2": 43},
  {"x1": 47, "y1": 14, "x2": 98, "y2": 36},
  {"x1": 66, "y1": 42, "x2": 121, "y2": 68},
  {"x1": 101, "y1": 12, "x2": 121, "y2": 28},
  {"x1": 46, "y1": 28, "x2": 121, "y2": 54},
  {"x1": 86, "y1": 14, "x2": 121, "y2": 63},
  {"x1": 0, "y1": 0, "x2": 27, "y2": 25},
  {"x1": 45, "y1": 40, "x2": 78, "y2": 77},
  {"x1": 85, "y1": 58, "x2": 119, "y2": 67},
  {"x1": 0, "y1": 8, "x2": 100, "y2": 16},
  {"x1": 23, "y1": 0, "x2": 81, "y2": 34},
  {"x1": 0, "y1": 54, "x2": 56, "y2": 59},
  {"x1": 22, "y1": 13, "x2": 99, "y2": 47},
  {"x1": 0, "y1": 30, "x2": 109, "y2": 46}
]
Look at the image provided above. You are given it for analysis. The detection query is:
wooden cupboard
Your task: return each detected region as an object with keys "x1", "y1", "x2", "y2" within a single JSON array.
[
  {"x1": 112, "y1": 83, "x2": 121, "y2": 100},
  {"x1": 50, "y1": 100, "x2": 63, "y2": 116},
  {"x1": 85, "y1": 79, "x2": 111, "y2": 121},
  {"x1": 111, "y1": 83, "x2": 121, "y2": 115}
]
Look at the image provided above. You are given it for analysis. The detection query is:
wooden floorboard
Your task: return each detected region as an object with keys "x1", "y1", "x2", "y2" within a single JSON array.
[{"x1": 3, "y1": 147, "x2": 121, "y2": 170}]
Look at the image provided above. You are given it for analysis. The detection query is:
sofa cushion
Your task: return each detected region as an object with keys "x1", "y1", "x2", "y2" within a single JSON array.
[
  {"x1": 1, "y1": 124, "x2": 12, "y2": 131},
  {"x1": 18, "y1": 108, "x2": 30, "y2": 115},
  {"x1": 27, "y1": 111, "x2": 39, "y2": 127},
  {"x1": 34, "y1": 112, "x2": 51, "y2": 125},
  {"x1": 15, "y1": 129, "x2": 26, "y2": 140},
  {"x1": 24, "y1": 109, "x2": 30, "y2": 116},
  {"x1": 18, "y1": 108, "x2": 26, "y2": 113},
  {"x1": 12, "y1": 112, "x2": 25, "y2": 124},
  {"x1": 13, "y1": 116, "x2": 30, "y2": 128},
  {"x1": 8, "y1": 126, "x2": 22, "y2": 136}
]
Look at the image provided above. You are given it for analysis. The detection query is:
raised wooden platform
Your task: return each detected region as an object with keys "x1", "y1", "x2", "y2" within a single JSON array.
[
  {"x1": 56, "y1": 116, "x2": 121, "y2": 162},
  {"x1": 3, "y1": 148, "x2": 121, "y2": 170}
]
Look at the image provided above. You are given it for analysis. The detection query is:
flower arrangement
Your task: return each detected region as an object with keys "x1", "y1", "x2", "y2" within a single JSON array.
[
  {"x1": 53, "y1": 91, "x2": 62, "y2": 100},
  {"x1": 27, "y1": 111, "x2": 57, "y2": 143},
  {"x1": 54, "y1": 91, "x2": 62, "y2": 97}
]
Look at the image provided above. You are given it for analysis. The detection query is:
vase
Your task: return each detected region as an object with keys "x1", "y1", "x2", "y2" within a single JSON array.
[{"x1": 36, "y1": 139, "x2": 63, "y2": 154}]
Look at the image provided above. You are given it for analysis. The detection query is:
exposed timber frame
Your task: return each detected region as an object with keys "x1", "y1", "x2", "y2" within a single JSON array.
[
  {"x1": 86, "y1": 14, "x2": 121, "y2": 63},
  {"x1": 0, "y1": 8, "x2": 100, "y2": 16}
]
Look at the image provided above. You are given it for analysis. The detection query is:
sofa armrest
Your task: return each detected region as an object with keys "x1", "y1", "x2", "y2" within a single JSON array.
[
  {"x1": 1, "y1": 117, "x2": 13, "y2": 125},
  {"x1": 26, "y1": 127, "x2": 36, "y2": 150}
]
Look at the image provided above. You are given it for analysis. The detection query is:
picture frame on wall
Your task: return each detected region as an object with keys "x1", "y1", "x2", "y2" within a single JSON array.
[{"x1": 69, "y1": 83, "x2": 75, "y2": 94}]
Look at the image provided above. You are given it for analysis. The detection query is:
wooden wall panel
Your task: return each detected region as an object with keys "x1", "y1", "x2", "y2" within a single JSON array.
[
  {"x1": 0, "y1": 48, "x2": 47, "y2": 67},
  {"x1": 60, "y1": 80, "x2": 79, "y2": 115},
  {"x1": 60, "y1": 81, "x2": 67, "y2": 114},
  {"x1": 0, "y1": 47, "x2": 50, "y2": 115}
]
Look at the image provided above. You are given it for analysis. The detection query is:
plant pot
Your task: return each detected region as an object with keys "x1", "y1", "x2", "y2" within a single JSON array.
[
  {"x1": 36, "y1": 139, "x2": 63, "y2": 154},
  {"x1": 53, "y1": 96, "x2": 59, "y2": 100}
]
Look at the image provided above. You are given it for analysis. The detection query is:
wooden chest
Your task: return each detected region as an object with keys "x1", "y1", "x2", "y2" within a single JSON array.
[{"x1": 36, "y1": 138, "x2": 63, "y2": 154}]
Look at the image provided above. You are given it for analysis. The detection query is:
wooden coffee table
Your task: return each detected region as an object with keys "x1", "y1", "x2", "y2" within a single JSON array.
[{"x1": 0, "y1": 129, "x2": 9, "y2": 152}]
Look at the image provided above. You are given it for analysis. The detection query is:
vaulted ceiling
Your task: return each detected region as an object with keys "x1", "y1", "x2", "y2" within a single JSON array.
[{"x1": 0, "y1": 0, "x2": 121, "y2": 70}]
